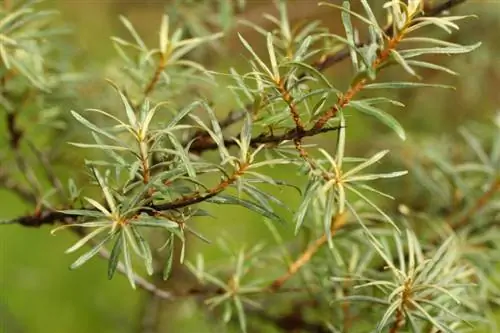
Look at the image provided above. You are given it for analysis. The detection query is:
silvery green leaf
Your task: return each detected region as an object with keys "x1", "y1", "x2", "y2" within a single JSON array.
[
  {"x1": 238, "y1": 33, "x2": 273, "y2": 78},
  {"x1": 401, "y1": 37, "x2": 463, "y2": 47},
  {"x1": 71, "y1": 111, "x2": 120, "y2": 143},
  {"x1": 404, "y1": 60, "x2": 458, "y2": 76},
  {"x1": 399, "y1": 42, "x2": 482, "y2": 58},
  {"x1": 277, "y1": 0, "x2": 291, "y2": 42},
  {"x1": 189, "y1": 106, "x2": 231, "y2": 162},
  {"x1": 119, "y1": 15, "x2": 148, "y2": 51},
  {"x1": 132, "y1": 218, "x2": 178, "y2": 229},
  {"x1": 407, "y1": 15, "x2": 475, "y2": 34},
  {"x1": 336, "y1": 112, "x2": 346, "y2": 167},
  {"x1": 294, "y1": 35, "x2": 312, "y2": 61},
  {"x1": 364, "y1": 82, "x2": 454, "y2": 90},
  {"x1": 390, "y1": 49, "x2": 418, "y2": 78},
  {"x1": 359, "y1": 0, "x2": 382, "y2": 37},
  {"x1": 65, "y1": 226, "x2": 109, "y2": 254},
  {"x1": 84, "y1": 197, "x2": 111, "y2": 216},
  {"x1": 122, "y1": 231, "x2": 136, "y2": 289},
  {"x1": 112, "y1": 82, "x2": 137, "y2": 128},
  {"x1": 356, "y1": 97, "x2": 405, "y2": 107},
  {"x1": 345, "y1": 171, "x2": 408, "y2": 182},
  {"x1": 166, "y1": 101, "x2": 201, "y2": 129},
  {"x1": 167, "y1": 133, "x2": 196, "y2": 178},
  {"x1": 294, "y1": 180, "x2": 320, "y2": 233},
  {"x1": 343, "y1": 150, "x2": 389, "y2": 179},
  {"x1": 163, "y1": 233, "x2": 175, "y2": 280},
  {"x1": 345, "y1": 184, "x2": 399, "y2": 231},
  {"x1": 8, "y1": 51, "x2": 48, "y2": 91},
  {"x1": 60, "y1": 209, "x2": 106, "y2": 218},
  {"x1": 84, "y1": 108, "x2": 135, "y2": 137},
  {"x1": 91, "y1": 169, "x2": 117, "y2": 214},
  {"x1": 341, "y1": 1, "x2": 358, "y2": 71},
  {"x1": 68, "y1": 142, "x2": 133, "y2": 152},
  {"x1": 319, "y1": 2, "x2": 379, "y2": 30},
  {"x1": 266, "y1": 32, "x2": 279, "y2": 81},
  {"x1": 130, "y1": 226, "x2": 154, "y2": 275},
  {"x1": 207, "y1": 195, "x2": 283, "y2": 223},
  {"x1": 159, "y1": 14, "x2": 169, "y2": 54},
  {"x1": 233, "y1": 296, "x2": 247, "y2": 333},
  {"x1": 376, "y1": 301, "x2": 400, "y2": 332},
  {"x1": 459, "y1": 127, "x2": 490, "y2": 165},
  {"x1": 282, "y1": 61, "x2": 336, "y2": 90},
  {"x1": 91, "y1": 133, "x2": 126, "y2": 165},
  {"x1": 239, "y1": 113, "x2": 252, "y2": 159},
  {"x1": 108, "y1": 230, "x2": 124, "y2": 280},
  {"x1": 241, "y1": 182, "x2": 288, "y2": 213},
  {"x1": 323, "y1": 186, "x2": 336, "y2": 241},
  {"x1": 69, "y1": 232, "x2": 114, "y2": 270}
]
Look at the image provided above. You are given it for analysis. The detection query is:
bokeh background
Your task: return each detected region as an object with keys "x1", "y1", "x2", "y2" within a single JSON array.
[{"x1": 1, "y1": 1, "x2": 499, "y2": 332}]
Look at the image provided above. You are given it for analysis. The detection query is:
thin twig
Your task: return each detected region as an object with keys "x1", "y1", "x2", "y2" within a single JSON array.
[
  {"x1": 389, "y1": 307, "x2": 404, "y2": 333},
  {"x1": 10, "y1": 162, "x2": 249, "y2": 227},
  {"x1": 452, "y1": 177, "x2": 500, "y2": 231},
  {"x1": 144, "y1": 54, "x2": 166, "y2": 97},
  {"x1": 190, "y1": 125, "x2": 341, "y2": 153},
  {"x1": 269, "y1": 212, "x2": 348, "y2": 291}
]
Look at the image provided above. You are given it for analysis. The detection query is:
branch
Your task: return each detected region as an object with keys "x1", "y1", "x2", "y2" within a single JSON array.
[
  {"x1": 4, "y1": 0, "x2": 470, "y2": 252},
  {"x1": 311, "y1": 0, "x2": 467, "y2": 74},
  {"x1": 269, "y1": 212, "x2": 348, "y2": 291},
  {"x1": 144, "y1": 53, "x2": 166, "y2": 97},
  {"x1": 190, "y1": 124, "x2": 342, "y2": 154},
  {"x1": 188, "y1": 0, "x2": 468, "y2": 153},
  {"x1": 8, "y1": 162, "x2": 249, "y2": 227},
  {"x1": 451, "y1": 176, "x2": 500, "y2": 231}
]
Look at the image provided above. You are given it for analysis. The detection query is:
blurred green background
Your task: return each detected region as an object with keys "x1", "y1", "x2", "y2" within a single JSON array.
[{"x1": 1, "y1": 1, "x2": 500, "y2": 332}]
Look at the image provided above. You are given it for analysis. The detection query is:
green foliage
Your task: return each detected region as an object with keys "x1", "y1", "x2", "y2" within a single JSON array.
[{"x1": 1, "y1": 1, "x2": 499, "y2": 332}]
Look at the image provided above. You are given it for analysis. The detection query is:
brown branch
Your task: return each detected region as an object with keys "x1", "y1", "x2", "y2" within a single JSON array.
[
  {"x1": 188, "y1": 0, "x2": 469, "y2": 152},
  {"x1": 389, "y1": 307, "x2": 404, "y2": 333},
  {"x1": 4, "y1": 0, "x2": 469, "y2": 265},
  {"x1": 144, "y1": 53, "x2": 166, "y2": 97},
  {"x1": 9, "y1": 162, "x2": 249, "y2": 228},
  {"x1": 190, "y1": 125, "x2": 341, "y2": 154},
  {"x1": 6, "y1": 112, "x2": 22, "y2": 149},
  {"x1": 265, "y1": 9, "x2": 418, "y2": 289},
  {"x1": 311, "y1": 0, "x2": 467, "y2": 75},
  {"x1": 452, "y1": 177, "x2": 500, "y2": 231},
  {"x1": 269, "y1": 212, "x2": 348, "y2": 291},
  {"x1": 342, "y1": 281, "x2": 352, "y2": 333},
  {"x1": 376, "y1": 176, "x2": 500, "y2": 274},
  {"x1": 313, "y1": 31, "x2": 404, "y2": 130}
]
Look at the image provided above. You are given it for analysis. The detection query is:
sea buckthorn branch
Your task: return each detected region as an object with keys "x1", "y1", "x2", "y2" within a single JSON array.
[
  {"x1": 266, "y1": 11, "x2": 413, "y2": 292},
  {"x1": 144, "y1": 53, "x2": 167, "y2": 97},
  {"x1": 7, "y1": 161, "x2": 249, "y2": 227},
  {"x1": 269, "y1": 212, "x2": 348, "y2": 291},
  {"x1": 451, "y1": 176, "x2": 500, "y2": 232},
  {"x1": 313, "y1": 31, "x2": 405, "y2": 130},
  {"x1": 189, "y1": 125, "x2": 342, "y2": 154},
  {"x1": 187, "y1": 0, "x2": 468, "y2": 154}
]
